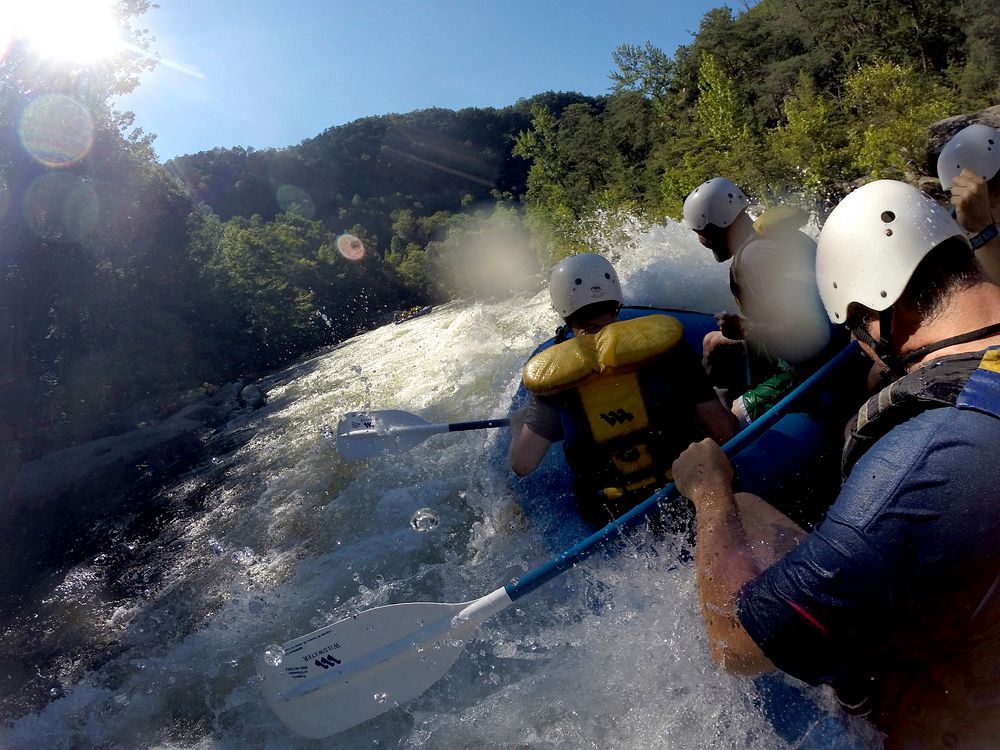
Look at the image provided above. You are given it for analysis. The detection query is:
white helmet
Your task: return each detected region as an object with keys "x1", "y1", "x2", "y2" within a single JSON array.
[
  {"x1": 936, "y1": 122, "x2": 1000, "y2": 190},
  {"x1": 549, "y1": 253, "x2": 623, "y2": 319},
  {"x1": 682, "y1": 178, "x2": 750, "y2": 230},
  {"x1": 816, "y1": 180, "x2": 969, "y2": 323}
]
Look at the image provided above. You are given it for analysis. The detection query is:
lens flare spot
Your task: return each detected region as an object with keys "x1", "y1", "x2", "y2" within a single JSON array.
[
  {"x1": 276, "y1": 184, "x2": 315, "y2": 218},
  {"x1": 23, "y1": 173, "x2": 99, "y2": 241},
  {"x1": 19, "y1": 94, "x2": 94, "y2": 167},
  {"x1": 336, "y1": 233, "x2": 366, "y2": 261}
]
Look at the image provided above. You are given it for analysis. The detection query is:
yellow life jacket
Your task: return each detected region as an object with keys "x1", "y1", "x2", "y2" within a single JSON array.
[
  {"x1": 523, "y1": 315, "x2": 686, "y2": 503},
  {"x1": 753, "y1": 204, "x2": 809, "y2": 236}
]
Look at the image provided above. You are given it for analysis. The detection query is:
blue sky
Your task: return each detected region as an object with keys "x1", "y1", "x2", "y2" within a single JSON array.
[{"x1": 117, "y1": 1, "x2": 731, "y2": 162}]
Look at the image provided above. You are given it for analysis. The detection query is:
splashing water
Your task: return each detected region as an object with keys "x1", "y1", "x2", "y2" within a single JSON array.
[{"x1": 0, "y1": 216, "x2": 880, "y2": 749}]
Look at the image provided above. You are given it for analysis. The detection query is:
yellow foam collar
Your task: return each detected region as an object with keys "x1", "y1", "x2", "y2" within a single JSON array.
[
  {"x1": 753, "y1": 205, "x2": 809, "y2": 236},
  {"x1": 523, "y1": 315, "x2": 684, "y2": 396}
]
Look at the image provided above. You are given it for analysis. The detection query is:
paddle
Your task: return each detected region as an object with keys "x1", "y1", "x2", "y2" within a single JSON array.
[
  {"x1": 336, "y1": 409, "x2": 511, "y2": 459},
  {"x1": 262, "y1": 342, "x2": 861, "y2": 739}
]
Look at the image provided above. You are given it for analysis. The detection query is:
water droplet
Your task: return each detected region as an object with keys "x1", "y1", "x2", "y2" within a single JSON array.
[
  {"x1": 263, "y1": 644, "x2": 285, "y2": 667},
  {"x1": 49, "y1": 687, "x2": 60, "y2": 697},
  {"x1": 373, "y1": 691, "x2": 388, "y2": 703},
  {"x1": 410, "y1": 507, "x2": 439, "y2": 532}
]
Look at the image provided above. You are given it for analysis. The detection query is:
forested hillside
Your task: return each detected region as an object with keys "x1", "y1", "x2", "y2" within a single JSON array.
[{"x1": 1, "y1": 0, "x2": 997, "y2": 495}]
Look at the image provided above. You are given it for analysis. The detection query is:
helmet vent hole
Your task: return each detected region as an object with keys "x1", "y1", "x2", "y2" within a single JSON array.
[
  {"x1": 604, "y1": 273, "x2": 611, "y2": 279},
  {"x1": 832, "y1": 282, "x2": 838, "y2": 289},
  {"x1": 574, "y1": 278, "x2": 582, "y2": 285},
  {"x1": 881, "y1": 211, "x2": 896, "y2": 223},
  {"x1": 880, "y1": 290, "x2": 888, "y2": 298}
]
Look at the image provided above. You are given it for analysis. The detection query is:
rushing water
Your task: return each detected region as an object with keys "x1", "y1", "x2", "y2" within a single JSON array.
[{"x1": 0, "y1": 218, "x2": 880, "y2": 749}]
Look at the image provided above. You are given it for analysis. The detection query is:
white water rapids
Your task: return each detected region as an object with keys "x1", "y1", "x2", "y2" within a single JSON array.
[{"x1": 0, "y1": 218, "x2": 880, "y2": 749}]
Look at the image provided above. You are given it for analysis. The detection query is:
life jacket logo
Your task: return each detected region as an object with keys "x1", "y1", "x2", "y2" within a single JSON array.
[
  {"x1": 315, "y1": 654, "x2": 343, "y2": 669},
  {"x1": 599, "y1": 409, "x2": 634, "y2": 426}
]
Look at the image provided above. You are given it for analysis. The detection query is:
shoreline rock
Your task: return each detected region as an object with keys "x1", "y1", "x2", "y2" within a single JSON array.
[{"x1": 3, "y1": 379, "x2": 266, "y2": 523}]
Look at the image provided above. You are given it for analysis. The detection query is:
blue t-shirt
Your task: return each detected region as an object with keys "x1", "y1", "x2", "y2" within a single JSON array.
[{"x1": 737, "y1": 406, "x2": 1000, "y2": 704}]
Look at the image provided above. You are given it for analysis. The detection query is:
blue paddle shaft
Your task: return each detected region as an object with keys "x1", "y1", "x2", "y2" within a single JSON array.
[{"x1": 505, "y1": 341, "x2": 860, "y2": 602}]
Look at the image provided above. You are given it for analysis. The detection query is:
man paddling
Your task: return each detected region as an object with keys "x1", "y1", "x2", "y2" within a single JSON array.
[
  {"x1": 509, "y1": 253, "x2": 737, "y2": 527},
  {"x1": 673, "y1": 180, "x2": 1000, "y2": 747}
]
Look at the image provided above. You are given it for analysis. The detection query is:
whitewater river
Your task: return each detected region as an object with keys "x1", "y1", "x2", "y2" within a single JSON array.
[{"x1": 0, "y1": 219, "x2": 880, "y2": 749}]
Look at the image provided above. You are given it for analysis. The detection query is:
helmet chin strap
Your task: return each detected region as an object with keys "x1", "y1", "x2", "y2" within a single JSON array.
[
  {"x1": 855, "y1": 306, "x2": 1000, "y2": 375},
  {"x1": 852, "y1": 308, "x2": 904, "y2": 379},
  {"x1": 899, "y1": 321, "x2": 1000, "y2": 368}
]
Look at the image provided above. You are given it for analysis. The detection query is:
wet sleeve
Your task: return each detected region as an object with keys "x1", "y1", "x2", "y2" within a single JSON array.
[
  {"x1": 522, "y1": 391, "x2": 564, "y2": 442},
  {"x1": 734, "y1": 412, "x2": 966, "y2": 686},
  {"x1": 735, "y1": 513, "x2": 893, "y2": 686}
]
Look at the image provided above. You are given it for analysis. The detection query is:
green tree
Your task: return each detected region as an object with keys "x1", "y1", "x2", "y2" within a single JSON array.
[
  {"x1": 844, "y1": 61, "x2": 956, "y2": 179},
  {"x1": 767, "y1": 73, "x2": 853, "y2": 193}
]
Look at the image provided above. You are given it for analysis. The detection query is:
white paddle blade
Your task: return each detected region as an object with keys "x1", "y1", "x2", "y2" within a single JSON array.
[
  {"x1": 335, "y1": 410, "x2": 445, "y2": 459},
  {"x1": 260, "y1": 600, "x2": 477, "y2": 738}
]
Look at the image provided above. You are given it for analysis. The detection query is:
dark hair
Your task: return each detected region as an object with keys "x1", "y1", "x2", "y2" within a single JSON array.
[
  {"x1": 902, "y1": 237, "x2": 982, "y2": 322},
  {"x1": 565, "y1": 300, "x2": 621, "y2": 328}
]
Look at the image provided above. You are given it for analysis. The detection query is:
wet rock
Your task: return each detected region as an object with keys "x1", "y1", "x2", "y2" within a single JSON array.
[
  {"x1": 238, "y1": 384, "x2": 267, "y2": 409},
  {"x1": 2, "y1": 380, "x2": 253, "y2": 523}
]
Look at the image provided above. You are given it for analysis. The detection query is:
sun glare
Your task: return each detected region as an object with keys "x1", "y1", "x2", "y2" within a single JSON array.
[{"x1": 11, "y1": 0, "x2": 123, "y2": 63}]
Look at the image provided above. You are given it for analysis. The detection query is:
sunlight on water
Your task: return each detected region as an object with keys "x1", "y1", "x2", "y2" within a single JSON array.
[{"x1": 0, "y1": 217, "x2": 880, "y2": 749}]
